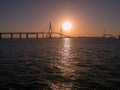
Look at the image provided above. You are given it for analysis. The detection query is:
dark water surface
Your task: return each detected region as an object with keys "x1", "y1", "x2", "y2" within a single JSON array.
[{"x1": 0, "y1": 38, "x2": 120, "y2": 90}]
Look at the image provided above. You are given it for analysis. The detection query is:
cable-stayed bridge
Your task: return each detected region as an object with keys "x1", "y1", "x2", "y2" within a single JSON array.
[{"x1": 0, "y1": 22, "x2": 71, "y2": 39}]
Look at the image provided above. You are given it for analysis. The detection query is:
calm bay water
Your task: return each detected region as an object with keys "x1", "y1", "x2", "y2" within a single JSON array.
[{"x1": 0, "y1": 38, "x2": 120, "y2": 90}]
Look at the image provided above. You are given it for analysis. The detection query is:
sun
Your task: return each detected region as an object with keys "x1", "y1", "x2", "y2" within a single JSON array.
[{"x1": 62, "y1": 21, "x2": 72, "y2": 31}]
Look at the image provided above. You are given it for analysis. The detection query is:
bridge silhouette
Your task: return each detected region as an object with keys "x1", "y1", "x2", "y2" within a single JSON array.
[
  {"x1": 103, "y1": 29, "x2": 113, "y2": 38},
  {"x1": 0, "y1": 22, "x2": 71, "y2": 39}
]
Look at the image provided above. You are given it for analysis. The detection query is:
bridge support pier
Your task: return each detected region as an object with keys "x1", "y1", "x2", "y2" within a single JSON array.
[
  {"x1": 26, "y1": 33, "x2": 28, "y2": 39},
  {"x1": 42, "y1": 33, "x2": 44, "y2": 38},
  {"x1": 19, "y1": 33, "x2": 22, "y2": 39},
  {"x1": 11, "y1": 33, "x2": 13, "y2": 39},
  {"x1": 36, "y1": 33, "x2": 38, "y2": 39},
  {"x1": 0, "y1": 33, "x2": 1, "y2": 39},
  {"x1": 49, "y1": 33, "x2": 52, "y2": 38}
]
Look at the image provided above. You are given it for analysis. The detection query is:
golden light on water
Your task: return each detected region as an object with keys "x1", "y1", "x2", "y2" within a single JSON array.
[{"x1": 51, "y1": 38, "x2": 76, "y2": 89}]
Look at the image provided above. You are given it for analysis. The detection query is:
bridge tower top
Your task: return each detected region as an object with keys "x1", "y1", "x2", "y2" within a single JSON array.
[{"x1": 48, "y1": 22, "x2": 52, "y2": 34}]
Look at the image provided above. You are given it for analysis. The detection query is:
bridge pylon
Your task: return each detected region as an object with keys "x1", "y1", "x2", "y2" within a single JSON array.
[
  {"x1": 47, "y1": 21, "x2": 52, "y2": 38},
  {"x1": 60, "y1": 27, "x2": 63, "y2": 38},
  {"x1": 103, "y1": 29, "x2": 112, "y2": 38}
]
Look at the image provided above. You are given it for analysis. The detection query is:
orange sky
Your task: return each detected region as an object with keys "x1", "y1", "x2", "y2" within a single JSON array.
[{"x1": 0, "y1": 0, "x2": 120, "y2": 37}]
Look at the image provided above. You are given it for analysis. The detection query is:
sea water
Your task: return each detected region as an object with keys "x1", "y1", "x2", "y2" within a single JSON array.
[{"x1": 0, "y1": 38, "x2": 120, "y2": 90}]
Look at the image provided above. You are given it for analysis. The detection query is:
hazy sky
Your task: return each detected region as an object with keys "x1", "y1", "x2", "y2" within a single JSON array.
[{"x1": 0, "y1": 0, "x2": 120, "y2": 37}]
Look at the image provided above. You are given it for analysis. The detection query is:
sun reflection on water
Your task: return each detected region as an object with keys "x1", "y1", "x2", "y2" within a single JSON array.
[
  {"x1": 49, "y1": 38, "x2": 79, "y2": 89},
  {"x1": 62, "y1": 38, "x2": 71, "y2": 60}
]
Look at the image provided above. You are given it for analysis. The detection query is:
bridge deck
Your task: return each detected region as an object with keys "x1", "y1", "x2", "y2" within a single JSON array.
[{"x1": 0, "y1": 32, "x2": 70, "y2": 39}]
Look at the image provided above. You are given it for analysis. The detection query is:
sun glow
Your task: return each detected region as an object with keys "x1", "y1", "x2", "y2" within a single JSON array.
[{"x1": 62, "y1": 21, "x2": 72, "y2": 31}]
